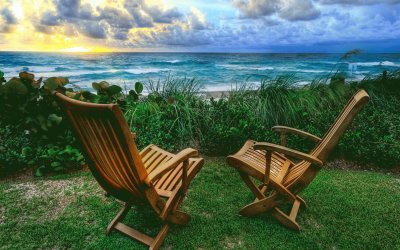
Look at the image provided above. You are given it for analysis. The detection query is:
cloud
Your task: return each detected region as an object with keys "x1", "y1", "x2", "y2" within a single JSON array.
[
  {"x1": 52, "y1": 0, "x2": 95, "y2": 20},
  {"x1": 232, "y1": 0, "x2": 321, "y2": 21},
  {"x1": 144, "y1": 4, "x2": 183, "y2": 24},
  {"x1": 127, "y1": 24, "x2": 213, "y2": 47},
  {"x1": 79, "y1": 21, "x2": 107, "y2": 39},
  {"x1": 123, "y1": 1, "x2": 154, "y2": 27},
  {"x1": 123, "y1": 0, "x2": 183, "y2": 26},
  {"x1": 1, "y1": 7, "x2": 17, "y2": 24},
  {"x1": 319, "y1": 0, "x2": 400, "y2": 5},
  {"x1": 279, "y1": 0, "x2": 321, "y2": 21},
  {"x1": 233, "y1": 0, "x2": 278, "y2": 18},
  {"x1": 34, "y1": 0, "x2": 186, "y2": 40},
  {"x1": 1, "y1": 0, "x2": 399, "y2": 52},
  {"x1": 187, "y1": 7, "x2": 210, "y2": 30},
  {"x1": 0, "y1": 6, "x2": 17, "y2": 33},
  {"x1": 40, "y1": 11, "x2": 61, "y2": 26},
  {"x1": 100, "y1": 7, "x2": 135, "y2": 29}
]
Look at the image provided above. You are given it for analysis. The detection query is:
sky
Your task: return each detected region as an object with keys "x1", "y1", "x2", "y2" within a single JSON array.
[{"x1": 0, "y1": 0, "x2": 399, "y2": 53}]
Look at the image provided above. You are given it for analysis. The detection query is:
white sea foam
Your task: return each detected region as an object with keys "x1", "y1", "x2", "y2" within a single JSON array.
[
  {"x1": 295, "y1": 69, "x2": 327, "y2": 73},
  {"x1": 276, "y1": 67, "x2": 328, "y2": 73},
  {"x1": 166, "y1": 60, "x2": 181, "y2": 63},
  {"x1": 1, "y1": 66, "x2": 57, "y2": 75},
  {"x1": 23, "y1": 66, "x2": 57, "y2": 72},
  {"x1": 124, "y1": 68, "x2": 167, "y2": 74},
  {"x1": 216, "y1": 64, "x2": 274, "y2": 70},
  {"x1": 353, "y1": 61, "x2": 400, "y2": 67},
  {"x1": 36, "y1": 69, "x2": 119, "y2": 77}
]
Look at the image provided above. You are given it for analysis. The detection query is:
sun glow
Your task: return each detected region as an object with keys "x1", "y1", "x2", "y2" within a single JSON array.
[
  {"x1": 11, "y1": 1, "x2": 24, "y2": 20},
  {"x1": 60, "y1": 46, "x2": 112, "y2": 53},
  {"x1": 61, "y1": 47, "x2": 90, "y2": 53}
]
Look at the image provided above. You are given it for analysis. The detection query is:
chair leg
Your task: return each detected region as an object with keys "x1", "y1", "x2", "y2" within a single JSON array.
[
  {"x1": 107, "y1": 202, "x2": 171, "y2": 250},
  {"x1": 296, "y1": 195, "x2": 308, "y2": 209},
  {"x1": 240, "y1": 172, "x2": 266, "y2": 200},
  {"x1": 149, "y1": 224, "x2": 170, "y2": 250},
  {"x1": 271, "y1": 198, "x2": 303, "y2": 231},
  {"x1": 106, "y1": 202, "x2": 131, "y2": 235},
  {"x1": 240, "y1": 193, "x2": 279, "y2": 216},
  {"x1": 237, "y1": 171, "x2": 305, "y2": 231},
  {"x1": 272, "y1": 207, "x2": 300, "y2": 231}
]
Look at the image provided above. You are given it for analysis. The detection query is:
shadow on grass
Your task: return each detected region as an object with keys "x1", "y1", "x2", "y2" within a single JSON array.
[{"x1": 0, "y1": 158, "x2": 399, "y2": 249}]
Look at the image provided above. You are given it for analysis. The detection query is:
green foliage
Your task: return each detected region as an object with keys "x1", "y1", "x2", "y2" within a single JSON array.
[
  {"x1": 91, "y1": 81, "x2": 122, "y2": 103},
  {"x1": 0, "y1": 123, "x2": 31, "y2": 176},
  {"x1": 0, "y1": 70, "x2": 5, "y2": 83},
  {"x1": 0, "y1": 71, "x2": 144, "y2": 177},
  {"x1": 127, "y1": 81, "x2": 144, "y2": 101},
  {"x1": 43, "y1": 77, "x2": 69, "y2": 91},
  {"x1": 0, "y1": 68, "x2": 399, "y2": 179},
  {"x1": 33, "y1": 145, "x2": 85, "y2": 177},
  {"x1": 125, "y1": 77, "x2": 202, "y2": 151},
  {"x1": 0, "y1": 71, "x2": 81, "y2": 176},
  {"x1": 125, "y1": 72, "x2": 400, "y2": 167}
]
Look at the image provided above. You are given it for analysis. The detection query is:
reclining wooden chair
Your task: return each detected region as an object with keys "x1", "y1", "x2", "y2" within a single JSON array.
[
  {"x1": 227, "y1": 89, "x2": 369, "y2": 231},
  {"x1": 54, "y1": 92, "x2": 204, "y2": 249}
]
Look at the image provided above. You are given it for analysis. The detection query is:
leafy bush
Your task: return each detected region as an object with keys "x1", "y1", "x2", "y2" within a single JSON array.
[
  {"x1": 0, "y1": 123, "x2": 31, "y2": 176},
  {"x1": 32, "y1": 144, "x2": 85, "y2": 177},
  {"x1": 0, "y1": 67, "x2": 399, "y2": 178},
  {"x1": 0, "y1": 70, "x2": 144, "y2": 177}
]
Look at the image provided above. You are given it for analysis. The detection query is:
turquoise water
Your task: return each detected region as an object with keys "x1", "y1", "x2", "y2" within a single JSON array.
[{"x1": 0, "y1": 52, "x2": 399, "y2": 91}]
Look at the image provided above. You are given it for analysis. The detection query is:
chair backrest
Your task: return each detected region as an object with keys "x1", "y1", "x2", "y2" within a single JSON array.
[
  {"x1": 312, "y1": 89, "x2": 370, "y2": 162},
  {"x1": 54, "y1": 92, "x2": 149, "y2": 201},
  {"x1": 283, "y1": 89, "x2": 369, "y2": 190}
]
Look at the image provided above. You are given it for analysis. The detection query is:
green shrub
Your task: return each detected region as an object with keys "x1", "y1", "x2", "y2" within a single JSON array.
[
  {"x1": 125, "y1": 77, "x2": 203, "y2": 151},
  {"x1": 32, "y1": 144, "x2": 85, "y2": 177},
  {"x1": 0, "y1": 123, "x2": 31, "y2": 176},
  {"x1": 0, "y1": 67, "x2": 399, "y2": 177}
]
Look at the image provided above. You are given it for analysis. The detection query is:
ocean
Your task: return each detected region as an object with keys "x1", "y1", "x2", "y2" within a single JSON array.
[{"x1": 0, "y1": 52, "x2": 399, "y2": 92}]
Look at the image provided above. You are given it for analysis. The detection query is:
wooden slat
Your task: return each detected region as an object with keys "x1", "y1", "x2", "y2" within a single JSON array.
[
  {"x1": 290, "y1": 199, "x2": 301, "y2": 220},
  {"x1": 114, "y1": 222, "x2": 154, "y2": 245}
]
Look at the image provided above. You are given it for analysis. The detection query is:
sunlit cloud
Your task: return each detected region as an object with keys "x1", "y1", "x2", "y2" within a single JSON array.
[{"x1": 0, "y1": 0, "x2": 399, "y2": 52}]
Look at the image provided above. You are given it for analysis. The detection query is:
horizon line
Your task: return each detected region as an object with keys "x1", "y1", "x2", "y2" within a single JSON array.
[{"x1": 1, "y1": 50, "x2": 399, "y2": 54}]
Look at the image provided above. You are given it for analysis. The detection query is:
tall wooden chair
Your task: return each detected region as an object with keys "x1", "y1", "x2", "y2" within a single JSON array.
[
  {"x1": 227, "y1": 89, "x2": 369, "y2": 230},
  {"x1": 54, "y1": 92, "x2": 204, "y2": 249}
]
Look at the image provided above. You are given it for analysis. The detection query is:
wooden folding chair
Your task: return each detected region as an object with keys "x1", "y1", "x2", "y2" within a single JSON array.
[
  {"x1": 227, "y1": 89, "x2": 369, "y2": 230},
  {"x1": 54, "y1": 92, "x2": 204, "y2": 249}
]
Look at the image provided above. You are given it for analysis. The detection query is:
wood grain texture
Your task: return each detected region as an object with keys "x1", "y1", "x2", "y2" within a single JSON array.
[
  {"x1": 227, "y1": 89, "x2": 369, "y2": 231},
  {"x1": 54, "y1": 92, "x2": 204, "y2": 250}
]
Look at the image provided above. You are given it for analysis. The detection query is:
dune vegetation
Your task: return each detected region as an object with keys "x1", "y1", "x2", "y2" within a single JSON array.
[{"x1": 0, "y1": 69, "x2": 399, "y2": 177}]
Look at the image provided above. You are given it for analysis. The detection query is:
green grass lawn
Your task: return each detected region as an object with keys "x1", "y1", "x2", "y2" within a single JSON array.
[{"x1": 1, "y1": 158, "x2": 399, "y2": 249}]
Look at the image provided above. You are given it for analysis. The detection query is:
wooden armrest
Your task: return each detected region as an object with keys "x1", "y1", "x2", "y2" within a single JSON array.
[
  {"x1": 131, "y1": 132, "x2": 137, "y2": 140},
  {"x1": 272, "y1": 126, "x2": 321, "y2": 143},
  {"x1": 253, "y1": 142, "x2": 323, "y2": 166},
  {"x1": 148, "y1": 148, "x2": 198, "y2": 182}
]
